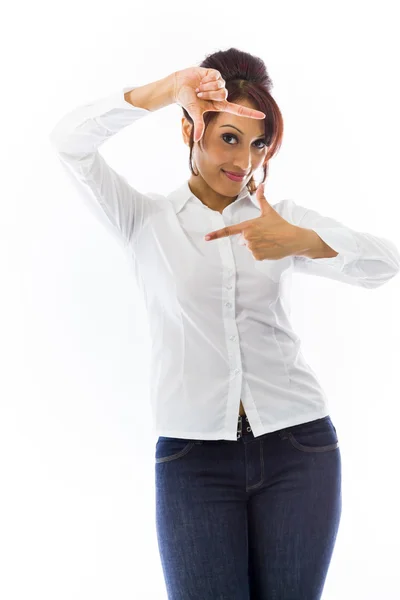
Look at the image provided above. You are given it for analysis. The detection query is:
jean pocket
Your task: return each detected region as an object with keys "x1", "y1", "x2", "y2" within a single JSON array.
[
  {"x1": 155, "y1": 437, "x2": 203, "y2": 464},
  {"x1": 284, "y1": 416, "x2": 339, "y2": 453}
]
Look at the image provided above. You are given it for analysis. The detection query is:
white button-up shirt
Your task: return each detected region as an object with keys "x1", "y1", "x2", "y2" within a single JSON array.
[{"x1": 49, "y1": 86, "x2": 400, "y2": 441}]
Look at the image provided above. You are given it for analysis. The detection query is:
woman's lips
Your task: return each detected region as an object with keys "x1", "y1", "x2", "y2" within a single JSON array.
[{"x1": 222, "y1": 170, "x2": 245, "y2": 182}]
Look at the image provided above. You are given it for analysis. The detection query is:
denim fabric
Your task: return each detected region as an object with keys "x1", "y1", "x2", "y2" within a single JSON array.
[{"x1": 155, "y1": 415, "x2": 341, "y2": 599}]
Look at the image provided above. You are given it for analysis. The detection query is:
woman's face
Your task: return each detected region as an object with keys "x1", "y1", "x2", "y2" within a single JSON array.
[{"x1": 182, "y1": 99, "x2": 268, "y2": 200}]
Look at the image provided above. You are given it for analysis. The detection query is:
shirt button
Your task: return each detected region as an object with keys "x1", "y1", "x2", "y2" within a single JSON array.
[
  {"x1": 225, "y1": 302, "x2": 232, "y2": 308},
  {"x1": 234, "y1": 368, "x2": 240, "y2": 375},
  {"x1": 229, "y1": 335, "x2": 236, "y2": 341},
  {"x1": 226, "y1": 284, "x2": 232, "y2": 290}
]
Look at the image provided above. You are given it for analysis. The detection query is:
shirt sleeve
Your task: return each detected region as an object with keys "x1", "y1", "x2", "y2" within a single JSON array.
[
  {"x1": 284, "y1": 199, "x2": 400, "y2": 289},
  {"x1": 49, "y1": 85, "x2": 158, "y2": 248}
]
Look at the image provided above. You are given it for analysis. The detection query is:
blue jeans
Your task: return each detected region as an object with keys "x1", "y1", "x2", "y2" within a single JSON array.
[{"x1": 155, "y1": 414, "x2": 342, "y2": 600}]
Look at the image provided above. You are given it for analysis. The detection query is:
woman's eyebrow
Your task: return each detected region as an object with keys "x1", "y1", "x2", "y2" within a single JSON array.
[{"x1": 220, "y1": 124, "x2": 265, "y2": 138}]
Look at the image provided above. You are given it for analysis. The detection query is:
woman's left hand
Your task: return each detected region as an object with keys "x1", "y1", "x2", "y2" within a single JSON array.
[{"x1": 204, "y1": 182, "x2": 305, "y2": 261}]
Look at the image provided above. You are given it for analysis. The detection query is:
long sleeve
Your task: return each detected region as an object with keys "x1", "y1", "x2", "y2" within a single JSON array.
[
  {"x1": 49, "y1": 85, "x2": 158, "y2": 248},
  {"x1": 285, "y1": 199, "x2": 400, "y2": 288}
]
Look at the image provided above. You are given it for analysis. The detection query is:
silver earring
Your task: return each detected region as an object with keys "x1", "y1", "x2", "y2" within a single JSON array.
[{"x1": 191, "y1": 158, "x2": 198, "y2": 175}]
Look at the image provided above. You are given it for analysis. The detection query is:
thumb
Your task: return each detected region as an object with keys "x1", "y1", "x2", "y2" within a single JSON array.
[
  {"x1": 257, "y1": 181, "x2": 265, "y2": 195},
  {"x1": 194, "y1": 116, "x2": 205, "y2": 143},
  {"x1": 194, "y1": 125, "x2": 203, "y2": 143}
]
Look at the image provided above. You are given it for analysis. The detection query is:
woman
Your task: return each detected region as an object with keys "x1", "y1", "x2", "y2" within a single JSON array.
[{"x1": 49, "y1": 47, "x2": 400, "y2": 600}]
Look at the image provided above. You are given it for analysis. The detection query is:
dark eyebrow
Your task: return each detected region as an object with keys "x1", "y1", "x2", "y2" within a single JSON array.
[{"x1": 220, "y1": 124, "x2": 265, "y2": 138}]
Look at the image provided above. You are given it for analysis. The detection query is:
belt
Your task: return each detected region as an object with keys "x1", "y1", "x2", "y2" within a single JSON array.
[{"x1": 237, "y1": 414, "x2": 252, "y2": 440}]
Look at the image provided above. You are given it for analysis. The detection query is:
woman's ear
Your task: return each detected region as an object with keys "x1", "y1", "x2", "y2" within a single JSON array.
[{"x1": 181, "y1": 116, "x2": 193, "y2": 146}]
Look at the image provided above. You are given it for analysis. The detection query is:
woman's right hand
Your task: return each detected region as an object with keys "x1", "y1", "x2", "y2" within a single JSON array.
[{"x1": 172, "y1": 67, "x2": 266, "y2": 143}]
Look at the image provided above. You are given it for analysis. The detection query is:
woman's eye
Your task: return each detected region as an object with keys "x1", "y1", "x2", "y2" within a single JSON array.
[
  {"x1": 221, "y1": 133, "x2": 266, "y2": 149},
  {"x1": 222, "y1": 133, "x2": 237, "y2": 145}
]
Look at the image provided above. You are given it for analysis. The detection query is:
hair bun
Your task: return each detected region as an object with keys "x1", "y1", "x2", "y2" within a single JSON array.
[{"x1": 200, "y1": 47, "x2": 273, "y2": 92}]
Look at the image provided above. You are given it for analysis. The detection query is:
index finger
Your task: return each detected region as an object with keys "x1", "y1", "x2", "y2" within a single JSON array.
[
  {"x1": 205, "y1": 222, "x2": 244, "y2": 241},
  {"x1": 224, "y1": 102, "x2": 266, "y2": 120}
]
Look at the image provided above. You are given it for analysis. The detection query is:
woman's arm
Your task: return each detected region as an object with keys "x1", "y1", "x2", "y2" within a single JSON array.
[
  {"x1": 48, "y1": 76, "x2": 176, "y2": 247},
  {"x1": 287, "y1": 199, "x2": 400, "y2": 288}
]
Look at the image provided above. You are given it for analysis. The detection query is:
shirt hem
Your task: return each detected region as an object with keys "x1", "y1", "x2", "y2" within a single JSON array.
[{"x1": 153, "y1": 409, "x2": 332, "y2": 442}]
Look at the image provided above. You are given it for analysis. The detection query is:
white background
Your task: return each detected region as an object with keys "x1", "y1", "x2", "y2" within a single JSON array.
[{"x1": 2, "y1": 0, "x2": 400, "y2": 598}]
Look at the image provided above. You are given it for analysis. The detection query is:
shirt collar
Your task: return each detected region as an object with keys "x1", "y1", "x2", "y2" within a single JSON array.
[{"x1": 167, "y1": 180, "x2": 260, "y2": 214}]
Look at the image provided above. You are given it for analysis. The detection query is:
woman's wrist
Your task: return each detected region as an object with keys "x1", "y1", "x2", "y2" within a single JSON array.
[{"x1": 124, "y1": 72, "x2": 177, "y2": 112}]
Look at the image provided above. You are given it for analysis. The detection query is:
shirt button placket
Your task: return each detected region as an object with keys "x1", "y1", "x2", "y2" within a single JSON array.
[{"x1": 217, "y1": 219, "x2": 242, "y2": 433}]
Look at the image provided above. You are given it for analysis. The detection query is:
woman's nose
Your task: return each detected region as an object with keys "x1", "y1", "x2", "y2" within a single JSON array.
[{"x1": 234, "y1": 153, "x2": 252, "y2": 172}]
